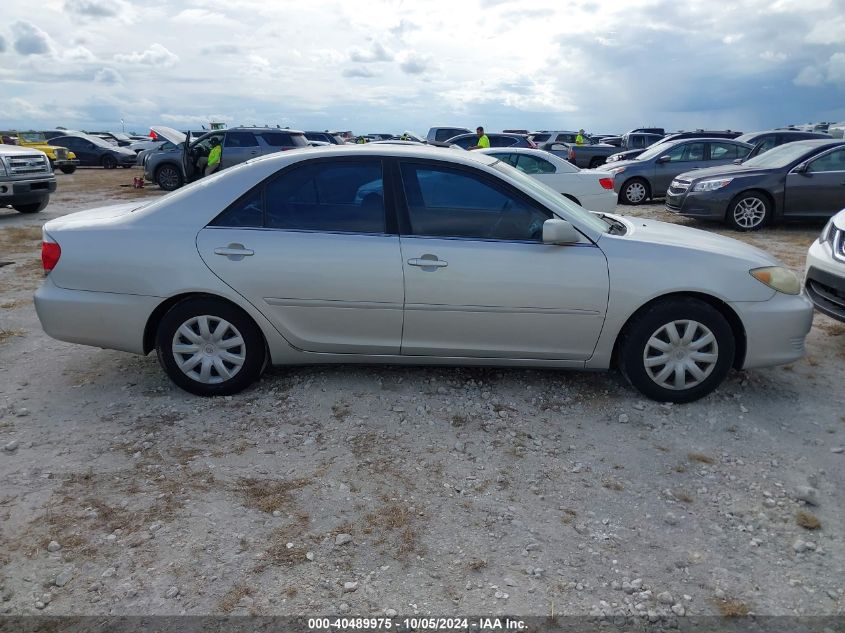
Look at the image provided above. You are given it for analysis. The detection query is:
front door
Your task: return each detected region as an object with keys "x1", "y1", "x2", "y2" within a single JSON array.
[
  {"x1": 196, "y1": 157, "x2": 404, "y2": 354},
  {"x1": 652, "y1": 141, "x2": 708, "y2": 195},
  {"x1": 396, "y1": 161, "x2": 609, "y2": 360},
  {"x1": 784, "y1": 147, "x2": 845, "y2": 218},
  {"x1": 221, "y1": 131, "x2": 261, "y2": 169}
]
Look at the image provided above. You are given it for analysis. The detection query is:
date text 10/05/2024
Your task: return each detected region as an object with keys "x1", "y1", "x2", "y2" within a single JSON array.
[{"x1": 307, "y1": 617, "x2": 528, "y2": 631}]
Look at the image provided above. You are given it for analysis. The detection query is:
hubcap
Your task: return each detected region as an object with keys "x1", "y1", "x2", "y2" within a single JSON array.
[
  {"x1": 171, "y1": 315, "x2": 246, "y2": 384},
  {"x1": 643, "y1": 320, "x2": 719, "y2": 391},
  {"x1": 626, "y1": 182, "x2": 646, "y2": 203},
  {"x1": 733, "y1": 197, "x2": 766, "y2": 228}
]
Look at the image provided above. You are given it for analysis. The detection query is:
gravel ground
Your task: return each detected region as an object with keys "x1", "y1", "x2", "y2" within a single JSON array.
[{"x1": 1, "y1": 168, "x2": 844, "y2": 619}]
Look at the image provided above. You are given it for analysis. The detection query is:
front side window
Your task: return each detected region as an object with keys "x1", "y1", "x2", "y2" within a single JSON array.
[
  {"x1": 709, "y1": 142, "x2": 740, "y2": 160},
  {"x1": 265, "y1": 160, "x2": 385, "y2": 233},
  {"x1": 399, "y1": 163, "x2": 549, "y2": 241},
  {"x1": 225, "y1": 131, "x2": 259, "y2": 148},
  {"x1": 807, "y1": 148, "x2": 845, "y2": 173},
  {"x1": 664, "y1": 142, "x2": 705, "y2": 162}
]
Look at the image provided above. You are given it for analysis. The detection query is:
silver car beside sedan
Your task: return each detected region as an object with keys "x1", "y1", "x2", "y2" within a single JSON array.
[{"x1": 35, "y1": 145, "x2": 813, "y2": 403}]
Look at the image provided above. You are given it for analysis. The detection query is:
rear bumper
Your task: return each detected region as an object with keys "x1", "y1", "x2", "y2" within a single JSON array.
[
  {"x1": 580, "y1": 192, "x2": 616, "y2": 214},
  {"x1": 730, "y1": 292, "x2": 814, "y2": 369},
  {"x1": 34, "y1": 277, "x2": 160, "y2": 355},
  {"x1": 805, "y1": 239, "x2": 845, "y2": 322}
]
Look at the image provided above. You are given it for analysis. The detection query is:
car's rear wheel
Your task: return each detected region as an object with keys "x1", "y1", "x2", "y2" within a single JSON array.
[
  {"x1": 156, "y1": 298, "x2": 266, "y2": 396},
  {"x1": 101, "y1": 155, "x2": 117, "y2": 169},
  {"x1": 12, "y1": 197, "x2": 49, "y2": 213},
  {"x1": 588, "y1": 157, "x2": 604, "y2": 169},
  {"x1": 620, "y1": 298, "x2": 734, "y2": 403},
  {"x1": 727, "y1": 192, "x2": 770, "y2": 231},
  {"x1": 155, "y1": 164, "x2": 183, "y2": 191},
  {"x1": 59, "y1": 165, "x2": 77, "y2": 174},
  {"x1": 620, "y1": 177, "x2": 649, "y2": 205}
]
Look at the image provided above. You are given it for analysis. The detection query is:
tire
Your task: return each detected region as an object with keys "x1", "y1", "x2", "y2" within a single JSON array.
[
  {"x1": 13, "y1": 197, "x2": 49, "y2": 213},
  {"x1": 155, "y1": 164, "x2": 183, "y2": 191},
  {"x1": 121, "y1": 165, "x2": 132, "y2": 169},
  {"x1": 59, "y1": 165, "x2": 77, "y2": 174},
  {"x1": 726, "y1": 191, "x2": 771, "y2": 231},
  {"x1": 620, "y1": 178, "x2": 650, "y2": 205},
  {"x1": 588, "y1": 157, "x2": 604, "y2": 169},
  {"x1": 101, "y1": 155, "x2": 117, "y2": 169},
  {"x1": 619, "y1": 298, "x2": 735, "y2": 403},
  {"x1": 155, "y1": 297, "x2": 266, "y2": 397}
]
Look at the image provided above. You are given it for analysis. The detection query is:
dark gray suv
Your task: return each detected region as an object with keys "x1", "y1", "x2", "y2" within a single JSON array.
[{"x1": 144, "y1": 127, "x2": 308, "y2": 190}]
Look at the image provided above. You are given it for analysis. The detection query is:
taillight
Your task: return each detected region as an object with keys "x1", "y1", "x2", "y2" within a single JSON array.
[
  {"x1": 599, "y1": 177, "x2": 614, "y2": 190},
  {"x1": 42, "y1": 239, "x2": 61, "y2": 272},
  {"x1": 568, "y1": 148, "x2": 575, "y2": 161}
]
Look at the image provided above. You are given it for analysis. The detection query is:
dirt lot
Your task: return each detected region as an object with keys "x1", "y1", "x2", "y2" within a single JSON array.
[{"x1": 1, "y1": 168, "x2": 844, "y2": 619}]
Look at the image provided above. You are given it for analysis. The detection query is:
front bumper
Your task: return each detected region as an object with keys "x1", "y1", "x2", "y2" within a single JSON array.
[
  {"x1": 53, "y1": 159, "x2": 79, "y2": 168},
  {"x1": 805, "y1": 238, "x2": 845, "y2": 322},
  {"x1": 0, "y1": 176, "x2": 57, "y2": 203},
  {"x1": 34, "y1": 277, "x2": 160, "y2": 355},
  {"x1": 730, "y1": 292, "x2": 814, "y2": 369},
  {"x1": 665, "y1": 188, "x2": 732, "y2": 219}
]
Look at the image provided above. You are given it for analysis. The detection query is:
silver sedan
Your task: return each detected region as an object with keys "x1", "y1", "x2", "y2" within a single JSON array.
[{"x1": 34, "y1": 145, "x2": 813, "y2": 402}]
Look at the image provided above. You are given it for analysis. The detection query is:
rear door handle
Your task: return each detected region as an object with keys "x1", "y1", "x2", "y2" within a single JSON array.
[
  {"x1": 214, "y1": 243, "x2": 254, "y2": 260},
  {"x1": 408, "y1": 258, "x2": 448, "y2": 268}
]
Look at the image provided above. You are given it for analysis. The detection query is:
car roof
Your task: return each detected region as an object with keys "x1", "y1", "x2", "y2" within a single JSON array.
[
  {"x1": 254, "y1": 143, "x2": 499, "y2": 167},
  {"x1": 654, "y1": 137, "x2": 752, "y2": 149},
  {"x1": 446, "y1": 132, "x2": 528, "y2": 141}
]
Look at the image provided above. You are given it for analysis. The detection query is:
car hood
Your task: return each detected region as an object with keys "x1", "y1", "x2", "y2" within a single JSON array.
[
  {"x1": 150, "y1": 126, "x2": 186, "y2": 145},
  {"x1": 43, "y1": 202, "x2": 141, "y2": 233},
  {"x1": 617, "y1": 215, "x2": 778, "y2": 266},
  {"x1": 675, "y1": 163, "x2": 774, "y2": 181}
]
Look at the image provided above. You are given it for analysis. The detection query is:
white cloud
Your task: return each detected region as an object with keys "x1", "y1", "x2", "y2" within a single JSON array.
[
  {"x1": 826, "y1": 52, "x2": 845, "y2": 85},
  {"x1": 95, "y1": 67, "x2": 123, "y2": 84},
  {"x1": 793, "y1": 65, "x2": 824, "y2": 86},
  {"x1": 114, "y1": 43, "x2": 178, "y2": 67},
  {"x1": 160, "y1": 113, "x2": 234, "y2": 126},
  {"x1": 349, "y1": 41, "x2": 392, "y2": 63},
  {"x1": 342, "y1": 67, "x2": 377, "y2": 78},
  {"x1": 174, "y1": 9, "x2": 229, "y2": 26},
  {"x1": 399, "y1": 52, "x2": 429, "y2": 75},
  {"x1": 0, "y1": 34, "x2": 6, "y2": 53}
]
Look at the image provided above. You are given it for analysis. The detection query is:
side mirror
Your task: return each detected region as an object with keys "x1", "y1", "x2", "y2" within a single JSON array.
[
  {"x1": 656, "y1": 155, "x2": 671, "y2": 164},
  {"x1": 794, "y1": 162, "x2": 809, "y2": 174},
  {"x1": 732, "y1": 158, "x2": 743, "y2": 165},
  {"x1": 542, "y1": 218, "x2": 580, "y2": 244}
]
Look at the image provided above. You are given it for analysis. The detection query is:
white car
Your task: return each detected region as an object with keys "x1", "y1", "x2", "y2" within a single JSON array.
[
  {"x1": 805, "y1": 209, "x2": 845, "y2": 322},
  {"x1": 480, "y1": 147, "x2": 616, "y2": 213},
  {"x1": 34, "y1": 145, "x2": 813, "y2": 403}
]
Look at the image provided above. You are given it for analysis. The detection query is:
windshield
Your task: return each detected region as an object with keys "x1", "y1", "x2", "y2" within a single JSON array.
[
  {"x1": 489, "y1": 161, "x2": 609, "y2": 234},
  {"x1": 741, "y1": 142, "x2": 817, "y2": 168}
]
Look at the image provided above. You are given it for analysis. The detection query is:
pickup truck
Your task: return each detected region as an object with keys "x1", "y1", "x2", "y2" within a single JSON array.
[
  {"x1": 552, "y1": 131, "x2": 664, "y2": 168},
  {"x1": 0, "y1": 145, "x2": 57, "y2": 213}
]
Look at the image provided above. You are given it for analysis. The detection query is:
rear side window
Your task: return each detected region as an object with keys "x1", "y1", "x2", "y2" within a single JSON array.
[
  {"x1": 211, "y1": 189, "x2": 263, "y2": 227},
  {"x1": 265, "y1": 160, "x2": 385, "y2": 232},
  {"x1": 516, "y1": 154, "x2": 555, "y2": 174},
  {"x1": 807, "y1": 148, "x2": 845, "y2": 173},
  {"x1": 435, "y1": 129, "x2": 465, "y2": 142},
  {"x1": 224, "y1": 132, "x2": 259, "y2": 148},
  {"x1": 531, "y1": 134, "x2": 551, "y2": 143},
  {"x1": 490, "y1": 136, "x2": 518, "y2": 148},
  {"x1": 261, "y1": 132, "x2": 309, "y2": 147}
]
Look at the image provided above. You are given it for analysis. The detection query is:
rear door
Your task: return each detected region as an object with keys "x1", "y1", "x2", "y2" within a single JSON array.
[
  {"x1": 222, "y1": 131, "x2": 260, "y2": 168},
  {"x1": 196, "y1": 157, "x2": 405, "y2": 353},
  {"x1": 784, "y1": 147, "x2": 845, "y2": 218}
]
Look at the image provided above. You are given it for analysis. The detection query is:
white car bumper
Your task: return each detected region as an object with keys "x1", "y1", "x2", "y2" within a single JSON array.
[{"x1": 805, "y1": 237, "x2": 845, "y2": 323}]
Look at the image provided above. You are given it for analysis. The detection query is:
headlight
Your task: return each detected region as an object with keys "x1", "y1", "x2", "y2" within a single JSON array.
[
  {"x1": 819, "y1": 218, "x2": 835, "y2": 244},
  {"x1": 750, "y1": 266, "x2": 801, "y2": 295},
  {"x1": 692, "y1": 178, "x2": 733, "y2": 192}
]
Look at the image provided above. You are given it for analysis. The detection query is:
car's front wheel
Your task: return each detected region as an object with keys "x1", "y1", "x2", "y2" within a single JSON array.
[
  {"x1": 13, "y1": 197, "x2": 49, "y2": 213},
  {"x1": 620, "y1": 298, "x2": 735, "y2": 403},
  {"x1": 155, "y1": 164, "x2": 183, "y2": 191},
  {"x1": 620, "y1": 177, "x2": 649, "y2": 205},
  {"x1": 727, "y1": 192, "x2": 770, "y2": 231},
  {"x1": 156, "y1": 297, "x2": 266, "y2": 396},
  {"x1": 59, "y1": 165, "x2": 77, "y2": 174}
]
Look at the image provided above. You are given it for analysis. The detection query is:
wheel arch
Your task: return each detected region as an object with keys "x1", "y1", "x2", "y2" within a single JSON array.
[
  {"x1": 143, "y1": 292, "x2": 269, "y2": 359},
  {"x1": 611, "y1": 291, "x2": 747, "y2": 370}
]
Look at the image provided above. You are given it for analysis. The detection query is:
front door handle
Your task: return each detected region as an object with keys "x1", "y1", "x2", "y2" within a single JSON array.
[
  {"x1": 408, "y1": 257, "x2": 448, "y2": 268},
  {"x1": 214, "y1": 243, "x2": 254, "y2": 260}
]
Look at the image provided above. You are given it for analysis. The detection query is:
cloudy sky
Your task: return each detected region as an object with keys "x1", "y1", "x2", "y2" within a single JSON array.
[{"x1": 1, "y1": 0, "x2": 844, "y2": 135}]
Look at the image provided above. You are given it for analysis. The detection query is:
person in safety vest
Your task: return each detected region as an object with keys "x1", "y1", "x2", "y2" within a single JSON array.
[
  {"x1": 469, "y1": 126, "x2": 490, "y2": 150},
  {"x1": 575, "y1": 129, "x2": 586, "y2": 145},
  {"x1": 206, "y1": 137, "x2": 222, "y2": 175}
]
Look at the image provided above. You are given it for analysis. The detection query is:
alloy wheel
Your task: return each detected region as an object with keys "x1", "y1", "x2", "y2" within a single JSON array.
[
  {"x1": 642, "y1": 319, "x2": 719, "y2": 391},
  {"x1": 625, "y1": 181, "x2": 647, "y2": 204},
  {"x1": 732, "y1": 197, "x2": 766, "y2": 229},
  {"x1": 171, "y1": 315, "x2": 246, "y2": 384}
]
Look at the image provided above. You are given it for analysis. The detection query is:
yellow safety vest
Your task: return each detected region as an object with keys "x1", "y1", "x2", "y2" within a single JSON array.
[
  {"x1": 575, "y1": 134, "x2": 585, "y2": 145},
  {"x1": 208, "y1": 145, "x2": 222, "y2": 166},
  {"x1": 477, "y1": 134, "x2": 490, "y2": 148}
]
